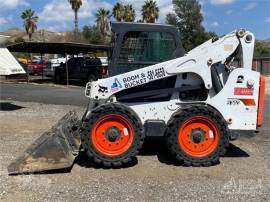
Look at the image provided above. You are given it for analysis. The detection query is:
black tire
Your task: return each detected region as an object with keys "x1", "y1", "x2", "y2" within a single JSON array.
[
  {"x1": 165, "y1": 105, "x2": 229, "y2": 166},
  {"x1": 81, "y1": 103, "x2": 145, "y2": 167}
]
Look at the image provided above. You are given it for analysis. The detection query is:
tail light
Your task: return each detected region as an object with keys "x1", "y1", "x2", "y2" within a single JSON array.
[
  {"x1": 257, "y1": 75, "x2": 265, "y2": 128},
  {"x1": 102, "y1": 68, "x2": 107, "y2": 75}
]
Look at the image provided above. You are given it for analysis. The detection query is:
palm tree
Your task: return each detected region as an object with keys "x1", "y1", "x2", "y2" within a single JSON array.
[
  {"x1": 96, "y1": 8, "x2": 110, "y2": 36},
  {"x1": 113, "y1": 3, "x2": 124, "y2": 22},
  {"x1": 123, "y1": 4, "x2": 135, "y2": 22},
  {"x1": 68, "y1": 0, "x2": 82, "y2": 32},
  {"x1": 21, "y1": 9, "x2": 39, "y2": 41},
  {"x1": 142, "y1": 0, "x2": 159, "y2": 23}
]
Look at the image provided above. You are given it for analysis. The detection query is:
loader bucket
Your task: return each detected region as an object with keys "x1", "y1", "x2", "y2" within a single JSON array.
[{"x1": 8, "y1": 111, "x2": 81, "y2": 175}]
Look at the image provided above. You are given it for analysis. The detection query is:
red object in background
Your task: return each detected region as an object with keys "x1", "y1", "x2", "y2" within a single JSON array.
[
  {"x1": 101, "y1": 67, "x2": 108, "y2": 75},
  {"x1": 27, "y1": 61, "x2": 44, "y2": 75},
  {"x1": 257, "y1": 75, "x2": 265, "y2": 128},
  {"x1": 234, "y1": 87, "x2": 254, "y2": 96}
]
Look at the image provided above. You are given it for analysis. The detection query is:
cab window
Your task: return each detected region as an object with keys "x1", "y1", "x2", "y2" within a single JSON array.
[{"x1": 112, "y1": 31, "x2": 176, "y2": 75}]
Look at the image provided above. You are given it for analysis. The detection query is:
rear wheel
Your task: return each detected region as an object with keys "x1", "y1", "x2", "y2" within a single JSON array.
[
  {"x1": 81, "y1": 103, "x2": 144, "y2": 167},
  {"x1": 166, "y1": 105, "x2": 229, "y2": 166}
]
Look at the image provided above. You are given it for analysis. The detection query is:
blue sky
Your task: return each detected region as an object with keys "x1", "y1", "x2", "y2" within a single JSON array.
[{"x1": 0, "y1": 0, "x2": 269, "y2": 39}]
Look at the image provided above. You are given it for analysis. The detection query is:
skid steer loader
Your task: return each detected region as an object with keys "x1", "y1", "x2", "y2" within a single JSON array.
[{"x1": 8, "y1": 22, "x2": 265, "y2": 174}]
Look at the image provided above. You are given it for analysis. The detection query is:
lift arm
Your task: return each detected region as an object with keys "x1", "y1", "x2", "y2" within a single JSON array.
[{"x1": 85, "y1": 29, "x2": 255, "y2": 100}]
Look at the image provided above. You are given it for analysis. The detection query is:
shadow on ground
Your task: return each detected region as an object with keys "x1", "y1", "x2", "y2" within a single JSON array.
[
  {"x1": 0, "y1": 102, "x2": 25, "y2": 111},
  {"x1": 8, "y1": 138, "x2": 249, "y2": 176},
  {"x1": 139, "y1": 137, "x2": 249, "y2": 166},
  {"x1": 3, "y1": 75, "x2": 86, "y2": 87},
  {"x1": 75, "y1": 137, "x2": 249, "y2": 169},
  {"x1": 76, "y1": 152, "x2": 138, "y2": 169}
]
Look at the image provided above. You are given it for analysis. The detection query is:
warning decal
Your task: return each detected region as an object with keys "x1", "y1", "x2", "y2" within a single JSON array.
[{"x1": 234, "y1": 87, "x2": 253, "y2": 96}]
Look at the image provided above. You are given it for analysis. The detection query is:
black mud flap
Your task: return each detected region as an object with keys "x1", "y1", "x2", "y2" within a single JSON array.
[{"x1": 8, "y1": 111, "x2": 81, "y2": 175}]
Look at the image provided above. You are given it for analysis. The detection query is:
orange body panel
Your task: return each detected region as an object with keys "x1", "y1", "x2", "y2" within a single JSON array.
[{"x1": 257, "y1": 75, "x2": 265, "y2": 127}]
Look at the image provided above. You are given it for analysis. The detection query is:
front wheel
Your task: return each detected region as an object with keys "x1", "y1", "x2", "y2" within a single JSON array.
[
  {"x1": 165, "y1": 105, "x2": 229, "y2": 166},
  {"x1": 81, "y1": 103, "x2": 145, "y2": 167}
]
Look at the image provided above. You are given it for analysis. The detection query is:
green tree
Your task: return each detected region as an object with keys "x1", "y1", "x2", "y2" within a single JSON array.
[
  {"x1": 82, "y1": 25, "x2": 104, "y2": 44},
  {"x1": 142, "y1": 0, "x2": 159, "y2": 23},
  {"x1": 113, "y1": 2, "x2": 124, "y2": 22},
  {"x1": 254, "y1": 41, "x2": 270, "y2": 57},
  {"x1": 68, "y1": 0, "x2": 82, "y2": 33},
  {"x1": 96, "y1": 8, "x2": 110, "y2": 36},
  {"x1": 21, "y1": 9, "x2": 39, "y2": 41},
  {"x1": 123, "y1": 4, "x2": 135, "y2": 22},
  {"x1": 166, "y1": 13, "x2": 177, "y2": 26},
  {"x1": 166, "y1": 0, "x2": 216, "y2": 51}
]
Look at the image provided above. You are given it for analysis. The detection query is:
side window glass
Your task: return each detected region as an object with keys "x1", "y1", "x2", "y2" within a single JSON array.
[
  {"x1": 120, "y1": 31, "x2": 176, "y2": 62},
  {"x1": 115, "y1": 31, "x2": 176, "y2": 75}
]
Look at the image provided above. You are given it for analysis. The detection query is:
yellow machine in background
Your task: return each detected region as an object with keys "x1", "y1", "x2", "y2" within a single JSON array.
[{"x1": 18, "y1": 58, "x2": 28, "y2": 65}]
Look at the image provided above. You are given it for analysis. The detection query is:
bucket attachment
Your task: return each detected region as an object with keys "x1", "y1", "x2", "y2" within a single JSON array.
[{"x1": 8, "y1": 111, "x2": 81, "y2": 175}]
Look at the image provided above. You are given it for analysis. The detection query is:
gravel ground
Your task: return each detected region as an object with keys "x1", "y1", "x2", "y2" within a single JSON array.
[{"x1": 0, "y1": 80, "x2": 270, "y2": 201}]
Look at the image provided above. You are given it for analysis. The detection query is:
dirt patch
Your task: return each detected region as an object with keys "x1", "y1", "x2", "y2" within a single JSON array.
[{"x1": 0, "y1": 100, "x2": 269, "y2": 202}]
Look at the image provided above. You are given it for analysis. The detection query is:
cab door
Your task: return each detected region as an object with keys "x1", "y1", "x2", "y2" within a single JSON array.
[{"x1": 109, "y1": 31, "x2": 179, "y2": 76}]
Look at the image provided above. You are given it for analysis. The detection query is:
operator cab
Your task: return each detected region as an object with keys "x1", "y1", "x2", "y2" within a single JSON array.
[
  {"x1": 109, "y1": 22, "x2": 185, "y2": 76},
  {"x1": 108, "y1": 22, "x2": 185, "y2": 102}
]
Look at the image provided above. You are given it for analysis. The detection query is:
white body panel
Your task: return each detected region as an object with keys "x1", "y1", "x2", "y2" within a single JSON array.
[
  {"x1": 207, "y1": 68, "x2": 260, "y2": 130},
  {"x1": 85, "y1": 29, "x2": 260, "y2": 131},
  {"x1": 128, "y1": 68, "x2": 260, "y2": 130}
]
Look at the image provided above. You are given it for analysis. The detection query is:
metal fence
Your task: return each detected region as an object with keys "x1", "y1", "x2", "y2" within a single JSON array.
[{"x1": 253, "y1": 57, "x2": 270, "y2": 76}]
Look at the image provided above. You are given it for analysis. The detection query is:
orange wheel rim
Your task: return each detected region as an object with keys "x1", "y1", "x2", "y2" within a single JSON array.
[
  {"x1": 178, "y1": 116, "x2": 220, "y2": 158},
  {"x1": 91, "y1": 114, "x2": 134, "y2": 157}
]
